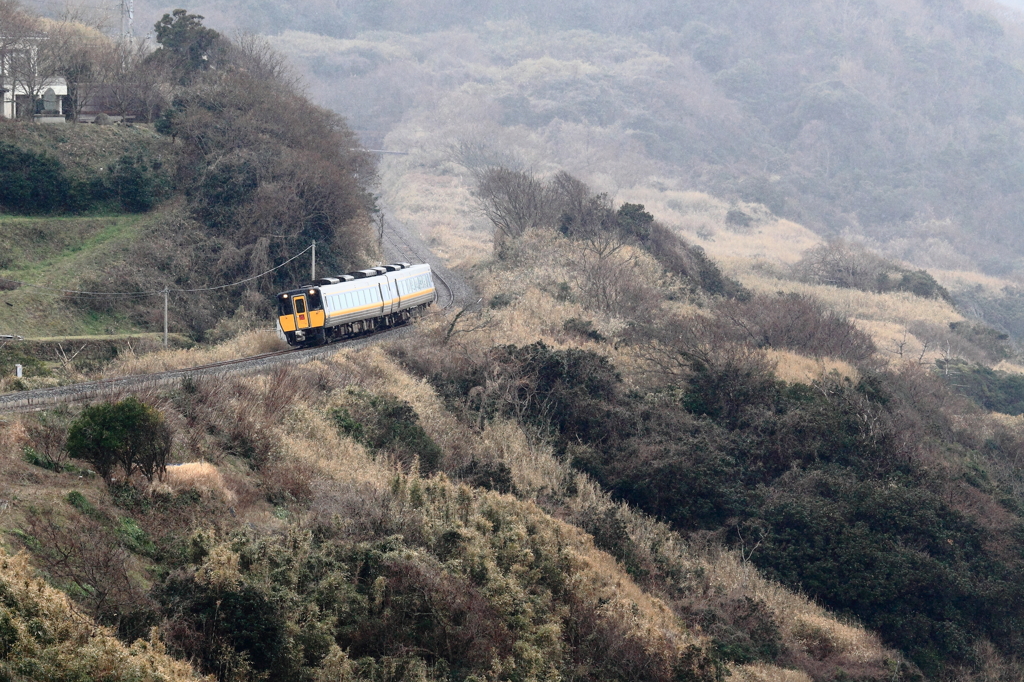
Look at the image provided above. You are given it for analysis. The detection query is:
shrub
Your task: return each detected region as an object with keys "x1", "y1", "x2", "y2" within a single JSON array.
[
  {"x1": 66, "y1": 397, "x2": 172, "y2": 483},
  {"x1": 21, "y1": 409, "x2": 72, "y2": 472},
  {"x1": 794, "y1": 240, "x2": 951, "y2": 301},
  {"x1": 562, "y1": 317, "x2": 605, "y2": 342},
  {"x1": 0, "y1": 143, "x2": 73, "y2": 214},
  {"x1": 937, "y1": 360, "x2": 1024, "y2": 415},
  {"x1": 107, "y1": 152, "x2": 169, "y2": 212},
  {"x1": 719, "y1": 293, "x2": 877, "y2": 362},
  {"x1": 336, "y1": 394, "x2": 444, "y2": 473}
]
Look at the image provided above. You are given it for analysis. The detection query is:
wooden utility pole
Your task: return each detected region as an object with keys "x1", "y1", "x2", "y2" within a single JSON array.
[{"x1": 163, "y1": 287, "x2": 168, "y2": 348}]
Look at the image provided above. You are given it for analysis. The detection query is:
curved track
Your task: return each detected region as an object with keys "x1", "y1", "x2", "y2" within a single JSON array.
[
  {"x1": 384, "y1": 226, "x2": 456, "y2": 311},
  {"x1": 0, "y1": 216, "x2": 473, "y2": 414},
  {"x1": 0, "y1": 325, "x2": 414, "y2": 414}
]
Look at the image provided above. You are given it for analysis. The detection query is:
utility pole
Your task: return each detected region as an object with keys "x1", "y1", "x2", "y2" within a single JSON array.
[
  {"x1": 163, "y1": 287, "x2": 168, "y2": 348},
  {"x1": 311, "y1": 240, "x2": 316, "y2": 282}
]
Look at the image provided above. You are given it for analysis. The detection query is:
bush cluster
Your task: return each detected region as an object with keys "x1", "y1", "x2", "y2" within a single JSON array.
[
  {"x1": 66, "y1": 397, "x2": 171, "y2": 483},
  {"x1": 415, "y1": 337, "x2": 1024, "y2": 677},
  {"x1": 331, "y1": 392, "x2": 444, "y2": 473},
  {"x1": 475, "y1": 168, "x2": 747, "y2": 299},
  {"x1": 793, "y1": 240, "x2": 952, "y2": 302},
  {"x1": 156, "y1": 477, "x2": 718, "y2": 682},
  {"x1": 0, "y1": 143, "x2": 169, "y2": 215}
]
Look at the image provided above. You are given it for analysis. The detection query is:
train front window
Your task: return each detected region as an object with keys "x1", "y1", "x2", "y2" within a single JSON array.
[
  {"x1": 278, "y1": 296, "x2": 293, "y2": 316},
  {"x1": 295, "y1": 298, "x2": 306, "y2": 314}
]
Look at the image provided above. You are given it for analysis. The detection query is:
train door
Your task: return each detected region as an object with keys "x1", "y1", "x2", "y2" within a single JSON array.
[
  {"x1": 388, "y1": 279, "x2": 400, "y2": 313},
  {"x1": 293, "y1": 294, "x2": 310, "y2": 329}
]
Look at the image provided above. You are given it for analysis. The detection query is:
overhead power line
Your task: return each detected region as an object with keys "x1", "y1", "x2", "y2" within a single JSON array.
[{"x1": 0, "y1": 243, "x2": 314, "y2": 298}]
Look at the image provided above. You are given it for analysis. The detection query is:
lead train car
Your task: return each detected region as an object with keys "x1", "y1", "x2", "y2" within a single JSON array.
[{"x1": 276, "y1": 262, "x2": 436, "y2": 347}]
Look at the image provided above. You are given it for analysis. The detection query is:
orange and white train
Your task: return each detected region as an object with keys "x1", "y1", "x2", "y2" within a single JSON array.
[{"x1": 276, "y1": 262, "x2": 436, "y2": 347}]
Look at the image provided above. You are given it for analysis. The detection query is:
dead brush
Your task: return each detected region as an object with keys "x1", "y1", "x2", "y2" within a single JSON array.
[
  {"x1": 157, "y1": 461, "x2": 236, "y2": 503},
  {"x1": 102, "y1": 329, "x2": 287, "y2": 379}
]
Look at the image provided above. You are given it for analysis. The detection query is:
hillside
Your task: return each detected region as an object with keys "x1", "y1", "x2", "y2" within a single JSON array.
[
  {"x1": 0, "y1": 6, "x2": 376, "y2": 344},
  {"x1": 6, "y1": 151, "x2": 1024, "y2": 679},
  {"x1": 9, "y1": 1, "x2": 1024, "y2": 680},
  {"x1": 102, "y1": 0, "x2": 1024, "y2": 276},
  {"x1": 214, "y1": 0, "x2": 1024, "y2": 337},
  {"x1": 369, "y1": 145, "x2": 1024, "y2": 679}
]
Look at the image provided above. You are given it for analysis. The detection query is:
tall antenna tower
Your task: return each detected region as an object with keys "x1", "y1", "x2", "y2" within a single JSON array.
[{"x1": 119, "y1": 0, "x2": 134, "y2": 39}]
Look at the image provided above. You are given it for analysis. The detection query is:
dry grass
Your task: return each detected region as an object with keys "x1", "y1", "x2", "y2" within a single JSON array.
[
  {"x1": 102, "y1": 329, "x2": 287, "y2": 378},
  {"x1": 681, "y1": 219, "x2": 821, "y2": 264},
  {"x1": 615, "y1": 186, "x2": 821, "y2": 264},
  {"x1": 699, "y1": 549, "x2": 890, "y2": 666},
  {"x1": 727, "y1": 664, "x2": 813, "y2": 682},
  {"x1": 994, "y1": 360, "x2": 1024, "y2": 375},
  {"x1": 383, "y1": 170, "x2": 492, "y2": 271},
  {"x1": 735, "y1": 270, "x2": 962, "y2": 323},
  {"x1": 766, "y1": 349, "x2": 859, "y2": 385},
  {"x1": 0, "y1": 550, "x2": 205, "y2": 681},
  {"x1": 158, "y1": 462, "x2": 236, "y2": 503},
  {"x1": 930, "y1": 268, "x2": 1014, "y2": 296}
]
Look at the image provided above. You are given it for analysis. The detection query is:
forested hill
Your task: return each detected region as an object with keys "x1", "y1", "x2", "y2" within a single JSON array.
[{"x1": 97, "y1": 0, "x2": 1024, "y2": 279}]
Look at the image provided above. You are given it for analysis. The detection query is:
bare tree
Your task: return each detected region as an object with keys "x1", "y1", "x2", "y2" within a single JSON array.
[
  {"x1": 102, "y1": 37, "x2": 162, "y2": 121},
  {"x1": 0, "y1": 0, "x2": 50, "y2": 119},
  {"x1": 43, "y1": 16, "x2": 109, "y2": 121},
  {"x1": 230, "y1": 31, "x2": 300, "y2": 91},
  {"x1": 475, "y1": 166, "x2": 553, "y2": 251}
]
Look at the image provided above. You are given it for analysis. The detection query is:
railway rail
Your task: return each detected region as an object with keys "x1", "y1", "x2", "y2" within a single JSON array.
[
  {"x1": 0, "y1": 324, "x2": 415, "y2": 414},
  {"x1": 384, "y1": 229, "x2": 456, "y2": 310},
  {"x1": 0, "y1": 220, "x2": 467, "y2": 415}
]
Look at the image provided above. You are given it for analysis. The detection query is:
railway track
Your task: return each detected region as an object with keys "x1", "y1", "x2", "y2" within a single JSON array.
[
  {"x1": 0, "y1": 217, "x2": 469, "y2": 415},
  {"x1": 0, "y1": 322, "x2": 413, "y2": 414},
  {"x1": 384, "y1": 227, "x2": 456, "y2": 310}
]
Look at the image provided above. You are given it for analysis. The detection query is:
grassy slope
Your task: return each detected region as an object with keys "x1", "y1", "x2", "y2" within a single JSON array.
[
  {"x1": 0, "y1": 213, "x2": 158, "y2": 337},
  {"x1": 0, "y1": 123, "x2": 172, "y2": 180},
  {"x1": 376, "y1": 150, "x2": 1024, "y2": 678},
  {"x1": 0, "y1": 123, "x2": 177, "y2": 339},
  {"x1": 0, "y1": 342, "x2": 903, "y2": 682}
]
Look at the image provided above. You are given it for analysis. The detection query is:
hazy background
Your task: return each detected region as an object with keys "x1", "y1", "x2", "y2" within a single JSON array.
[{"x1": 20, "y1": 0, "x2": 1024, "y2": 283}]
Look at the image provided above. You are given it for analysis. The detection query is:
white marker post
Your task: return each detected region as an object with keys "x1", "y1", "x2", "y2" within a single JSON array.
[{"x1": 15, "y1": 364, "x2": 22, "y2": 378}]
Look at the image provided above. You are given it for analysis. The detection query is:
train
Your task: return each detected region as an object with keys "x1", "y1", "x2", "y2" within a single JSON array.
[{"x1": 276, "y1": 262, "x2": 437, "y2": 347}]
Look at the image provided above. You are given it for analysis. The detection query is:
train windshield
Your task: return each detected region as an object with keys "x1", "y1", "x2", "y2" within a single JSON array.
[{"x1": 278, "y1": 295, "x2": 294, "y2": 316}]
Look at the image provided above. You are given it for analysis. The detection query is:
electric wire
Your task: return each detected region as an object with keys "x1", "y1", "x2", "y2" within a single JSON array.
[{"x1": 0, "y1": 243, "x2": 313, "y2": 298}]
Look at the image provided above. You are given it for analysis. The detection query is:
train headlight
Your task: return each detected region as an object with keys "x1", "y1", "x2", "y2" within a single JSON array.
[{"x1": 309, "y1": 289, "x2": 315, "y2": 295}]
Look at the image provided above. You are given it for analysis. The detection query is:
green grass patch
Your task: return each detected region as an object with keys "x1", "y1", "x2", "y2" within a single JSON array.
[{"x1": 0, "y1": 212, "x2": 160, "y2": 338}]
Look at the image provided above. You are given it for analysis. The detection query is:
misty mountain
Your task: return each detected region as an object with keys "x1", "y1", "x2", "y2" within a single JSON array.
[{"x1": 21, "y1": 0, "x2": 1024, "y2": 278}]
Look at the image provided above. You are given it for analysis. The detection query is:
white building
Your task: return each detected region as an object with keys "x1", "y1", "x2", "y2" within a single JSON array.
[{"x1": 0, "y1": 33, "x2": 67, "y2": 121}]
